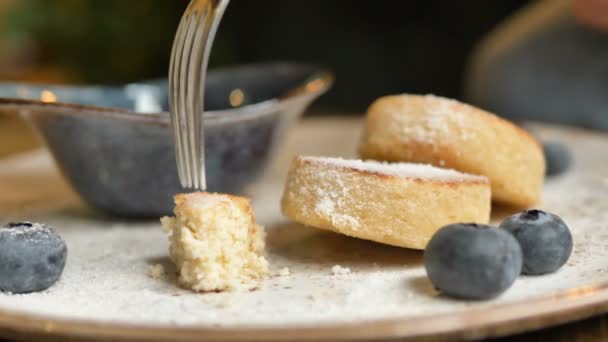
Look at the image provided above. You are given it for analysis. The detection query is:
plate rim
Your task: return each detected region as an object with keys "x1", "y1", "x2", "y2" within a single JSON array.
[{"x1": 1, "y1": 281, "x2": 608, "y2": 341}]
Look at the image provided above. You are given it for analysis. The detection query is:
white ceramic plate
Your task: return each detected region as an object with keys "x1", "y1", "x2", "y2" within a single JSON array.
[{"x1": 0, "y1": 119, "x2": 607, "y2": 341}]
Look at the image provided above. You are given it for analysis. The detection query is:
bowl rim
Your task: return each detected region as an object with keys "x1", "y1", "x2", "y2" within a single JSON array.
[{"x1": 0, "y1": 62, "x2": 333, "y2": 125}]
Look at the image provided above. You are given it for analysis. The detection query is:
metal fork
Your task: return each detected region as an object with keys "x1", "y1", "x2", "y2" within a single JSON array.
[{"x1": 169, "y1": 0, "x2": 230, "y2": 190}]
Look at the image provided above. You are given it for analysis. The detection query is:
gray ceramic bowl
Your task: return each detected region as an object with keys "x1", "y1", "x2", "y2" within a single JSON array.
[{"x1": 0, "y1": 63, "x2": 332, "y2": 218}]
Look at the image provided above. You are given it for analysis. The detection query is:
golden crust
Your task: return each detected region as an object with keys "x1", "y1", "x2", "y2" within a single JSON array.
[
  {"x1": 359, "y1": 94, "x2": 545, "y2": 207},
  {"x1": 173, "y1": 192, "x2": 252, "y2": 216},
  {"x1": 281, "y1": 156, "x2": 491, "y2": 250}
]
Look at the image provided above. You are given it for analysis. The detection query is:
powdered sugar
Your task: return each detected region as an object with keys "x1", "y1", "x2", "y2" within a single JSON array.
[
  {"x1": 331, "y1": 265, "x2": 351, "y2": 276},
  {"x1": 179, "y1": 193, "x2": 231, "y2": 209},
  {"x1": 0, "y1": 222, "x2": 49, "y2": 236},
  {"x1": 391, "y1": 94, "x2": 474, "y2": 143},
  {"x1": 301, "y1": 156, "x2": 485, "y2": 182},
  {"x1": 0, "y1": 121, "x2": 606, "y2": 338},
  {"x1": 277, "y1": 267, "x2": 291, "y2": 277},
  {"x1": 0, "y1": 222, "x2": 61, "y2": 245},
  {"x1": 314, "y1": 195, "x2": 360, "y2": 229},
  {"x1": 315, "y1": 198, "x2": 335, "y2": 214}
]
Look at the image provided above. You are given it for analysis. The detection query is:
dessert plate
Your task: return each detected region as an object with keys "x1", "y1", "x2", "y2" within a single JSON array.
[{"x1": 0, "y1": 119, "x2": 607, "y2": 341}]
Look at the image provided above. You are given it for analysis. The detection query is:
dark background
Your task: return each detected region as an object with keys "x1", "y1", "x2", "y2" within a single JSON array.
[
  {"x1": 0, "y1": 0, "x2": 530, "y2": 112},
  {"x1": 221, "y1": 1, "x2": 530, "y2": 111}
]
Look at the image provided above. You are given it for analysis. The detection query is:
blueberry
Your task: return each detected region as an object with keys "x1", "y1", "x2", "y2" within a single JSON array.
[
  {"x1": 424, "y1": 223, "x2": 522, "y2": 300},
  {"x1": 543, "y1": 141, "x2": 571, "y2": 177},
  {"x1": 500, "y1": 210, "x2": 572, "y2": 275},
  {"x1": 0, "y1": 222, "x2": 67, "y2": 293}
]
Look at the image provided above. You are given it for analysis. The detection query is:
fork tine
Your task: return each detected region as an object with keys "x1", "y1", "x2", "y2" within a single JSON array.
[
  {"x1": 172, "y1": 14, "x2": 192, "y2": 188},
  {"x1": 174, "y1": 19, "x2": 191, "y2": 188},
  {"x1": 185, "y1": 9, "x2": 206, "y2": 189},
  {"x1": 191, "y1": 1, "x2": 229, "y2": 190},
  {"x1": 195, "y1": 2, "x2": 227, "y2": 190},
  {"x1": 179, "y1": 13, "x2": 200, "y2": 188},
  {"x1": 169, "y1": 16, "x2": 187, "y2": 185},
  {"x1": 187, "y1": 6, "x2": 212, "y2": 190}
]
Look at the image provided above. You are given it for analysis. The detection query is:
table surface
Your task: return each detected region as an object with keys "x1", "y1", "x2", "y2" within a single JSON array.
[{"x1": 1, "y1": 115, "x2": 608, "y2": 342}]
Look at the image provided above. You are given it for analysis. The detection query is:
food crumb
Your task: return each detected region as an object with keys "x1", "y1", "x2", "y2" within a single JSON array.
[
  {"x1": 147, "y1": 264, "x2": 165, "y2": 279},
  {"x1": 331, "y1": 265, "x2": 351, "y2": 275},
  {"x1": 278, "y1": 267, "x2": 291, "y2": 277},
  {"x1": 215, "y1": 300, "x2": 231, "y2": 309}
]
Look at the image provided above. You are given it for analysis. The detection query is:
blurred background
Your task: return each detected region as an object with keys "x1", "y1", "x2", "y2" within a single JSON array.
[
  {"x1": 0, "y1": 0, "x2": 529, "y2": 110},
  {"x1": 0, "y1": 0, "x2": 607, "y2": 156}
]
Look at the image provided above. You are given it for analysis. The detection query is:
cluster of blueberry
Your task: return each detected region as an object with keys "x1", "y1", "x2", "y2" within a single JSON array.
[
  {"x1": 425, "y1": 210, "x2": 573, "y2": 300},
  {"x1": 0, "y1": 222, "x2": 67, "y2": 294}
]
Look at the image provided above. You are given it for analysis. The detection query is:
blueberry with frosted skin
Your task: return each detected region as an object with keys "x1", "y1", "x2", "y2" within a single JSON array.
[
  {"x1": 0, "y1": 222, "x2": 67, "y2": 293},
  {"x1": 424, "y1": 223, "x2": 523, "y2": 300},
  {"x1": 500, "y1": 209, "x2": 572, "y2": 275}
]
